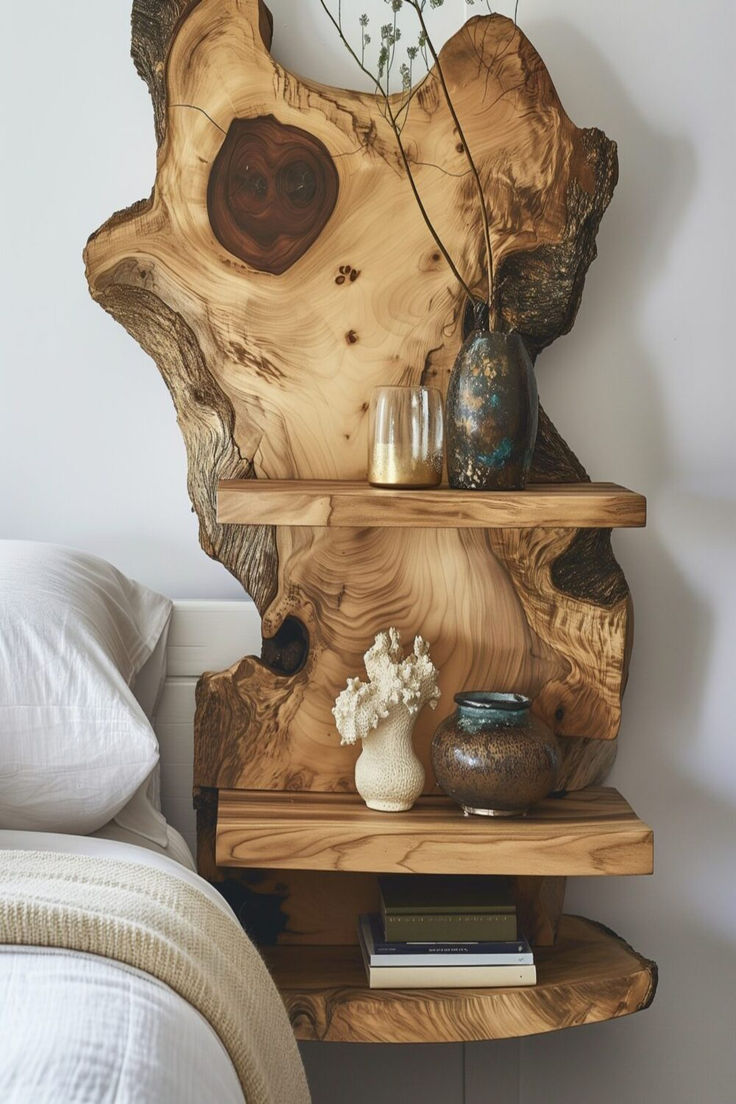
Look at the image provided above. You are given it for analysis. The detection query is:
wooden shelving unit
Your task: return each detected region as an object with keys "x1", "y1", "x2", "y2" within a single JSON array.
[
  {"x1": 217, "y1": 479, "x2": 647, "y2": 529},
  {"x1": 262, "y1": 916, "x2": 657, "y2": 1043},
  {"x1": 216, "y1": 786, "x2": 656, "y2": 1041},
  {"x1": 205, "y1": 477, "x2": 656, "y2": 1041},
  {"x1": 216, "y1": 787, "x2": 653, "y2": 877},
  {"x1": 92, "y1": 0, "x2": 654, "y2": 1048}
]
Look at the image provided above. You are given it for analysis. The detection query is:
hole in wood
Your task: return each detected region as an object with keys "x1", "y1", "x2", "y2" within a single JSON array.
[{"x1": 261, "y1": 615, "x2": 310, "y2": 676}]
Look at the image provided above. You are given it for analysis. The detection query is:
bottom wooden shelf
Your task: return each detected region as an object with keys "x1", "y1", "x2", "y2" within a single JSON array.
[{"x1": 262, "y1": 915, "x2": 657, "y2": 1043}]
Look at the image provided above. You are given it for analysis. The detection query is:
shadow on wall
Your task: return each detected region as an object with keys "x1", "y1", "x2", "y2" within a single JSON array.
[
  {"x1": 299, "y1": 1042, "x2": 466, "y2": 1104},
  {"x1": 513, "y1": 18, "x2": 736, "y2": 1104},
  {"x1": 530, "y1": 15, "x2": 697, "y2": 490},
  {"x1": 300, "y1": 1037, "x2": 521, "y2": 1104}
]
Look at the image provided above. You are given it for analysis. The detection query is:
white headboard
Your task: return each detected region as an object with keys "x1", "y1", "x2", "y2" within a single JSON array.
[{"x1": 156, "y1": 599, "x2": 261, "y2": 852}]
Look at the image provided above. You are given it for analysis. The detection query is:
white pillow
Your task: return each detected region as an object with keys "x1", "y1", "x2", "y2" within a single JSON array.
[
  {"x1": 0, "y1": 541, "x2": 172, "y2": 834},
  {"x1": 114, "y1": 625, "x2": 173, "y2": 848},
  {"x1": 131, "y1": 627, "x2": 170, "y2": 721}
]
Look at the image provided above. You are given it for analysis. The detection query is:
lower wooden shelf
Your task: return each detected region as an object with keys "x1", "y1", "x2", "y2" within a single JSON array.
[
  {"x1": 262, "y1": 915, "x2": 657, "y2": 1043},
  {"x1": 216, "y1": 787, "x2": 653, "y2": 877}
]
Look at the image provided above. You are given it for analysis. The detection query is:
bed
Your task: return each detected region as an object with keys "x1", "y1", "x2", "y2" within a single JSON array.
[{"x1": 0, "y1": 541, "x2": 310, "y2": 1104}]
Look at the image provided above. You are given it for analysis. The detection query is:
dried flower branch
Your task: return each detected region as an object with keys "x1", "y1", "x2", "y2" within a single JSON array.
[
  {"x1": 321, "y1": 0, "x2": 521, "y2": 327},
  {"x1": 319, "y1": 0, "x2": 476, "y2": 302},
  {"x1": 404, "y1": 1, "x2": 495, "y2": 325}
]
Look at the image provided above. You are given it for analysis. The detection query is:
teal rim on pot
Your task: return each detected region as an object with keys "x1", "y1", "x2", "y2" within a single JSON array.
[{"x1": 453, "y1": 692, "x2": 530, "y2": 711}]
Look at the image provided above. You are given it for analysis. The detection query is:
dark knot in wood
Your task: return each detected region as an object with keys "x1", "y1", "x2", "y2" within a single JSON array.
[{"x1": 207, "y1": 114, "x2": 339, "y2": 275}]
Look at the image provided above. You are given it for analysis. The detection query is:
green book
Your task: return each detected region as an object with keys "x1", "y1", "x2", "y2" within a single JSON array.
[{"x1": 379, "y1": 875, "x2": 517, "y2": 943}]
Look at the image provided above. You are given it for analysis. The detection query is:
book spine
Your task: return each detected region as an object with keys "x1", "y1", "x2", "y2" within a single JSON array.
[
  {"x1": 383, "y1": 914, "x2": 518, "y2": 943},
  {"x1": 367, "y1": 963, "x2": 537, "y2": 989},
  {"x1": 372, "y1": 938, "x2": 531, "y2": 956}
]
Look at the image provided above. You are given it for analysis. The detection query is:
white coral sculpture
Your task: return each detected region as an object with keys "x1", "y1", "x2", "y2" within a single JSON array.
[
  {"x1": 333, "y1": 628, "x2": 440, "y2": 746},
  {"x1": 333, "y1": 629, "x2": 440, "y2": 812}
]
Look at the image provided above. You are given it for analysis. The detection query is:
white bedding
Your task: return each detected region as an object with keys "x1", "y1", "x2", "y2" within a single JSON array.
[
  {"x1": 0, "y1": 548, "x2": 310, "y2": 1101},
  {"x1": 91, "y1": 818, "x2": 197, "y2": 869},
  {"x1": 0, "y1": 833, "x2": 250, "y2": 1104},
  {"x1": 0, "y1": 948, "x2": 246, "y2": 1104},
  {"x1": 0, "y1": 830, "x2": 203, "y2": 888}
]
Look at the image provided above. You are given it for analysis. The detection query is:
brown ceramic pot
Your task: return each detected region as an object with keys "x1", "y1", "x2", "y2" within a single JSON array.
[{"x1": 431, "y1": 692, "x2": 559, "y2": 816}]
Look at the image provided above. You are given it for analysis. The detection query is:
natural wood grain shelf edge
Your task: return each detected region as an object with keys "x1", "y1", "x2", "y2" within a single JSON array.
[
  {"x1": 262, "y1": 915, "x2": 658, "y2": 1043},
  {"x1": 217, "y1": 480, "x2": 647, "y2": 529},
  {"x1": 215, "y1": 787, "x2": 653, "y2": 877}
]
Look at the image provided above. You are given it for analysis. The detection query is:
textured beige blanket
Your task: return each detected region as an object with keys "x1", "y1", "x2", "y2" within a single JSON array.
[{"x1": 0, "y1": 849, "x2": 310, "y2": 1104}]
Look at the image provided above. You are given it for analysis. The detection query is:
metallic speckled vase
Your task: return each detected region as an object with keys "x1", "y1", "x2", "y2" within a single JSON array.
[
  {"x1": 446, "y1": 306, "x2": 538, "y2": 490},
  {"x1": 431, "y1": 692, "x2": 559, "y2": 816}
]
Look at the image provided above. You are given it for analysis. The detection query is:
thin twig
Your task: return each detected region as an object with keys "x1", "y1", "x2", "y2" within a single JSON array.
[
  {"x1": 388, "y1": 8, "x2": 399, "y2": 95},
  {"x1": 406, "y1": 0, "x2": 495, "y2": 325}
]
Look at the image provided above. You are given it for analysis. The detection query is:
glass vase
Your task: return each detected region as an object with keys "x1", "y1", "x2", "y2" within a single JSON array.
[{"x1": 368, "y1": 386, "x2": 443, "y2": 488}]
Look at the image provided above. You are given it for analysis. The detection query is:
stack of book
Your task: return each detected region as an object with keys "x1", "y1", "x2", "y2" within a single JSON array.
[{"x1": 358, "y1": 875, "x2": 536, "y2": 989}]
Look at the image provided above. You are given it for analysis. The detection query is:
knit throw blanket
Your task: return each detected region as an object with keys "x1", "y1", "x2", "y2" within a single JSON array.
[{"x1": 0, "y1": 849, "x2": 310, "y2": 1104}]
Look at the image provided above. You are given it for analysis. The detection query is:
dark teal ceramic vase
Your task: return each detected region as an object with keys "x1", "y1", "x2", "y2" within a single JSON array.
[
  {"x1": 446, "y1": 305, "x2": 538, "y2": 490},
  {"x1": 431, "y1": 692, "x2": 559, "y2": 816}
]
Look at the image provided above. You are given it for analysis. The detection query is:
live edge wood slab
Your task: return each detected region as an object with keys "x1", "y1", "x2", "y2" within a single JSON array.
[
  {"x1": 263, "y1": 916, "x2": 658, "y2": 1043},
  {"x1": 85, "y1": 0, "x2": 628, "y2": 792},
  {"x1": 215, "y1": 787, "x2": 654, "y2": 877},
  {"x1": 84, "y1": 0, "x2": 646, "y2": 970}
]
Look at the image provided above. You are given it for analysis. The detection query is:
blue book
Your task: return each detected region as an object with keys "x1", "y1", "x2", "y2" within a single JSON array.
[{"x1": 360, "y1": 915, "x2": 534, "y2": 967}]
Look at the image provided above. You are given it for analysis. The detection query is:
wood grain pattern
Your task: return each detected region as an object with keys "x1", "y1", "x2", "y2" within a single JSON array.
[
  {"x1": 197, "y1": 794, "x2": 563, "y2": 947},
  {"x1": 215, "y1": 787, "x2": 653, "y2": 877},
  {"x1": 86, "y1": 1, "x2": 630, "y2": 793},
  {"x1": 514, "y1": 875, "x2": 567, "y2": 947},
  {"x1": 84, "y1": 1, "x2": 638, "y2": 951},
  {"x1": 194, "y1": 518, "x2": 638, "y2": 802},
  {"x1": 217, "y1": 481, "x2": 646, "y2": 529},
  {"x1": 262, "y1": 915, "x2": 658, "y2": 1043}
]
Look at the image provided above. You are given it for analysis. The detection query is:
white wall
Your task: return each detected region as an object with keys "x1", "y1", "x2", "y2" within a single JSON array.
[
  {"x1": 0, "y1": 1, "x2": 239, "y2": 596},
  {"x1": 2, "y1": 2, "x2": 734, "y2": 1102}
]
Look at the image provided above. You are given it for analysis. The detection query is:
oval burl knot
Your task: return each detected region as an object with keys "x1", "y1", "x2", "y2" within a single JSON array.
[{"x1": 207, "y1": 115, "x2": 339, "y2": 275}]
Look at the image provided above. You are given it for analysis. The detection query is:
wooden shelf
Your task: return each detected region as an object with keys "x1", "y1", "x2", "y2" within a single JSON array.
[
  {"x1": 216, "y1": 787, "x2": 653, "y2": 877},
  {"x1": 217, "y1": 480, "x2": 646, "y2": 529},
  {"x1": 262, "y1": 915, "x2": 657, "y2": 1043}
]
